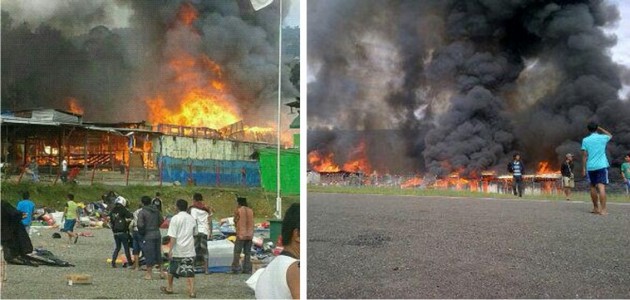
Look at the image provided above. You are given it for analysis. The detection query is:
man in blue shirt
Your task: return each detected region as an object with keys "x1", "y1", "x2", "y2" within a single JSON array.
[
  {"x1": 581, "y1": 122, "x2": 612, "y2": 215},
  {"x1": 16, "y1": 191, "x2": 36, "y2": 234}
]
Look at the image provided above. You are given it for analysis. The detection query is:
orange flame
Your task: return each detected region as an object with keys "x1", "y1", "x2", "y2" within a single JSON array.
[
  {"x1": 177, "y1": 2, "x2": 198, "y2": 26},
  {"x1": 147, "y1": 91, "x2": 240, "y2": 129},
  {"x1": 536, "y1": 161, "x2": 560, "y2": 175},
  {"x1": 66, "y1": 97, "x2": 84, "y2": 115},
  {"x1": 401, "y1": 176, "x2": 423, "y2": 188},
  {"x1": 145, "y1": 3, "x2": 241, "y2": 130},
  {"x1": 342, "y1": 140, "x2": 372, "y2": 173},
  {"x1": 308, "y1": 150, "x2": 341, "y2": 173}
]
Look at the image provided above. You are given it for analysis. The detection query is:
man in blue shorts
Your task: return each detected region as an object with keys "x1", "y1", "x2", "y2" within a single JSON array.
[
  {"x1": 62, "y1": 194, "x2": 80, "y2": 244},
  {"x1": 581, "y1": 122, "x2": 612, "y2": 215}
]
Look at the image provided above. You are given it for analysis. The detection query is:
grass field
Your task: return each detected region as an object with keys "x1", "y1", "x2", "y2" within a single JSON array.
[
  {"x1": 308, "y1": 184, "x2": 630, "y2": 203},
  {"x1": 1, "y1": 182, "x2": 299, "y2": 220}
]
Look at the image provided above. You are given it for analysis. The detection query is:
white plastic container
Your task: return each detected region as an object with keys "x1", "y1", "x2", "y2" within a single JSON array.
[{"x1": 207, "y1": 239, "x2": 234, "y2": 267}]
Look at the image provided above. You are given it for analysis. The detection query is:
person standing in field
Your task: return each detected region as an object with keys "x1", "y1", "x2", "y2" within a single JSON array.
[
  {"x1": 61, "y1": 194, "x2": 80, "y2": 244},
  {"x1": 232, "y1": 197, "x2": 254, "y2": 274},
  {"x1": 507, "y1": 153, "x2": 525, "y2": 197},
  {"x1": 620, "y1": 153, "x2": 630, "y2": 195},
  {"x1": 16, "y1": 191, "x2": 35, "y2": 235},
  {"x1": 161, "y1": 199, "x2": 197, "y2": 298},
  {"x1": 560, "y1": 153, "x2": 575, "y2": 201},
  {"x1": 137, "y1": 195, "x2": 164, "y2": 280},
  {"x1": 188, "y1": 193, "x2": 213, "y2": 274},
  {"x1": 581, "y1": 122, "x2": 613, "y2": 215}
]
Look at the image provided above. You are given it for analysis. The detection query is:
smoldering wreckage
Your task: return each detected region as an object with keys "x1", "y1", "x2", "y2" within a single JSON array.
[{"x1": 307, "y1": 0, "x2": 630, "y2": 194}]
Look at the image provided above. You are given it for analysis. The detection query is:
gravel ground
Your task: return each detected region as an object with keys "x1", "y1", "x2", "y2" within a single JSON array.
[
  {"x1": 1, "y1": 228, "x2": 254, "y2": 299},
  {"x1": 308, "y1": 193, "x2": 630, "y2": 299}
]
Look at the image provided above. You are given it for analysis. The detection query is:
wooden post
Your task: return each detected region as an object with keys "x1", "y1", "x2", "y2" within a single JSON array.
[
  {"x1": 125, "y1": 163, "x2": 130, "y2": 186},
  {"x1": 109, "y1": 134, "x2": 114, "y2": 171},
  {"x1": 53, "y1": 169, "x2": 60, "y2": 186},
  {"x1": 91, "y1": 162, "x2": 97, "y2": 185},
  {"x1": 17, "y1": 166, "x2": 25, "y2": 184},
  {"x1": 215, "y1": 163, "x2": 220, "y2": 187},
  {"x1": 159, "y1": 159, "x2": 163, "y2": 187},
  {"x1": 188, "y1": 162, "x2": 194, "y2": 186},
  {"x1": 83, "y1": 131, "x2": 88, "y2": 171}
]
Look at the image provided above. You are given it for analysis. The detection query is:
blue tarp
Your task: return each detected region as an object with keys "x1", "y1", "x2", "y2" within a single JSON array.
[{"x1": 160, "y1": 156, "x2": 260, "y2": 187}]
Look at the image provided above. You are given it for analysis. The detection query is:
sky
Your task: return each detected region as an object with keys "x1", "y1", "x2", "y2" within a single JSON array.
[{"x1": 607, "y1": 0, "x2": 630, "y2": 98}]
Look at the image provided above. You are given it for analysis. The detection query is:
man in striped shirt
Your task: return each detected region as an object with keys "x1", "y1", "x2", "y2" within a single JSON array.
[{"x1": 508, "y1": 153, "x2": 525, "y2": 197}]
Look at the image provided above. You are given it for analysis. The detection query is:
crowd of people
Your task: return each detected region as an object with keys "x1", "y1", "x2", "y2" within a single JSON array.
[{"x1": 1, "y1": 189, "x2": 301, "y2": 299}]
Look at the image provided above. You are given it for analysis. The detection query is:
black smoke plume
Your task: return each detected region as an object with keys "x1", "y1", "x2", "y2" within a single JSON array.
[
  {"x1": 1, "y1": 0, "x2": 297, "y2": 125},
  {"x1": 308, "y1": 0, "x2": 630, "y2": 176}
]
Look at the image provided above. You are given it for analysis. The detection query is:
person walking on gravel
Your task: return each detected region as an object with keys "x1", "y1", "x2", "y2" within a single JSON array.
[
  {"x1": 137, "y1": 195, "x2": 164, "y2": 280},
  {"x1": 161, "y1": 199, "x2": 197, "y2": 298},
  {"x1": 581, "y1": 122, "x2": 613, "y2": 215},
  {"x1": 109, "y1": 197, "x2": 133, "y2": 268},
  {"x1": 62, "y1": 194, "x2": 80, "y2": 244}
]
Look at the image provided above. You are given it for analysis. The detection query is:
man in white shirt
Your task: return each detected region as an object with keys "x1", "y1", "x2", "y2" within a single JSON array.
[
  {"x1": 61, "y1": 159, "x2": 68, "y2": 183},
  {"x1": 255, "y1": 203, "x2": 300, "y2": 299},
  {"x1": 161, "y1": 199, "x2": 197, "y2": 298},
  {"x1": 188, "y1": 193, "x2": 213, "y2": 274}
]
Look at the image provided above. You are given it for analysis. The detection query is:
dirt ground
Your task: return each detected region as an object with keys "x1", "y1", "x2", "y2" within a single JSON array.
[
  {"x1": 1, "y1": 227, "x2": 254, "y2": 299},
  {"x1": 308, "y1": 193, "x2": 630, "y2": 299}
]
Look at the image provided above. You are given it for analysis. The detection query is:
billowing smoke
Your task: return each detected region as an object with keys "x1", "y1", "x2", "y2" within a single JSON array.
[
  {"x1": 1, "y1": 0, "x2": 298, "y2": 125},
  {"x1": 308, "y1": 0, "x2": 630, "y2": 176}
]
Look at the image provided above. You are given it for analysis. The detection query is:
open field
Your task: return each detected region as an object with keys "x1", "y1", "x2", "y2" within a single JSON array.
[
  {"x1": 308, "y1": 184, "x2": 630, "y2": 203},
  {"x1": 1, "y1": 228, "x2": 254, "y2": 299},
  {"x1": 308, "y1": 192, "x2": 630, "y2": 298},
  {"x1": 1, "y1": 183, "x2": 299, "y2": 220}
]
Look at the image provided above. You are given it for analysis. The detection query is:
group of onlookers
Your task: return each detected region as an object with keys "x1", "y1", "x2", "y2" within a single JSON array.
[
  {"x1": 509, "y1": 122, "x2": 630, "y2": 216},
  {"x1": 104, "y1": 192, "x2": 300, "y2": 299}
]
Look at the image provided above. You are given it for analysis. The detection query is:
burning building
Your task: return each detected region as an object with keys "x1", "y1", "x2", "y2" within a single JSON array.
[
  {"x1": 307, "y1": 0, "x2": 630, "y2": 186},
  {"x1": 1, "y1": 1, "x2": 300, "y2": 189},
  {"x1": 0, "y1": 107, "x2": 293, "y2": 187}
]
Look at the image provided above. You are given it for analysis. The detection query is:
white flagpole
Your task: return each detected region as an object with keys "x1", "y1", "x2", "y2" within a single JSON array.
[{"x1": 275, "y1": 0, "x2": 283, "y2": 220}]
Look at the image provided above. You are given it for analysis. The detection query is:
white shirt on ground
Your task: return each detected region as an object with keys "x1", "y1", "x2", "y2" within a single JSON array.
[
  {"x1": 167, "y1": 211, "x2": 197, "y2": 258},
  {"x1": 255, "y1": 255, "x2": 298, "y2": 299},
  {"x1": 189, "y1": 207, "x2": 210, "y2": 236}
]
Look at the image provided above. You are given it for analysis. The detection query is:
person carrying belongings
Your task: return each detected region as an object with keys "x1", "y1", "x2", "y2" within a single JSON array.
[{"x1": 109, "y1": 196, "x2": 133, "y2": 268}]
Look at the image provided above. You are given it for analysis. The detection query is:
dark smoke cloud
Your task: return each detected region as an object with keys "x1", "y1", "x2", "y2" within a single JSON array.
[
  {"x1": 1, "y1": 0, "x2": 297, "y2": 125},
  {"x1": 308, "y1": 0, "x2": 630, "y2": 176}
]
